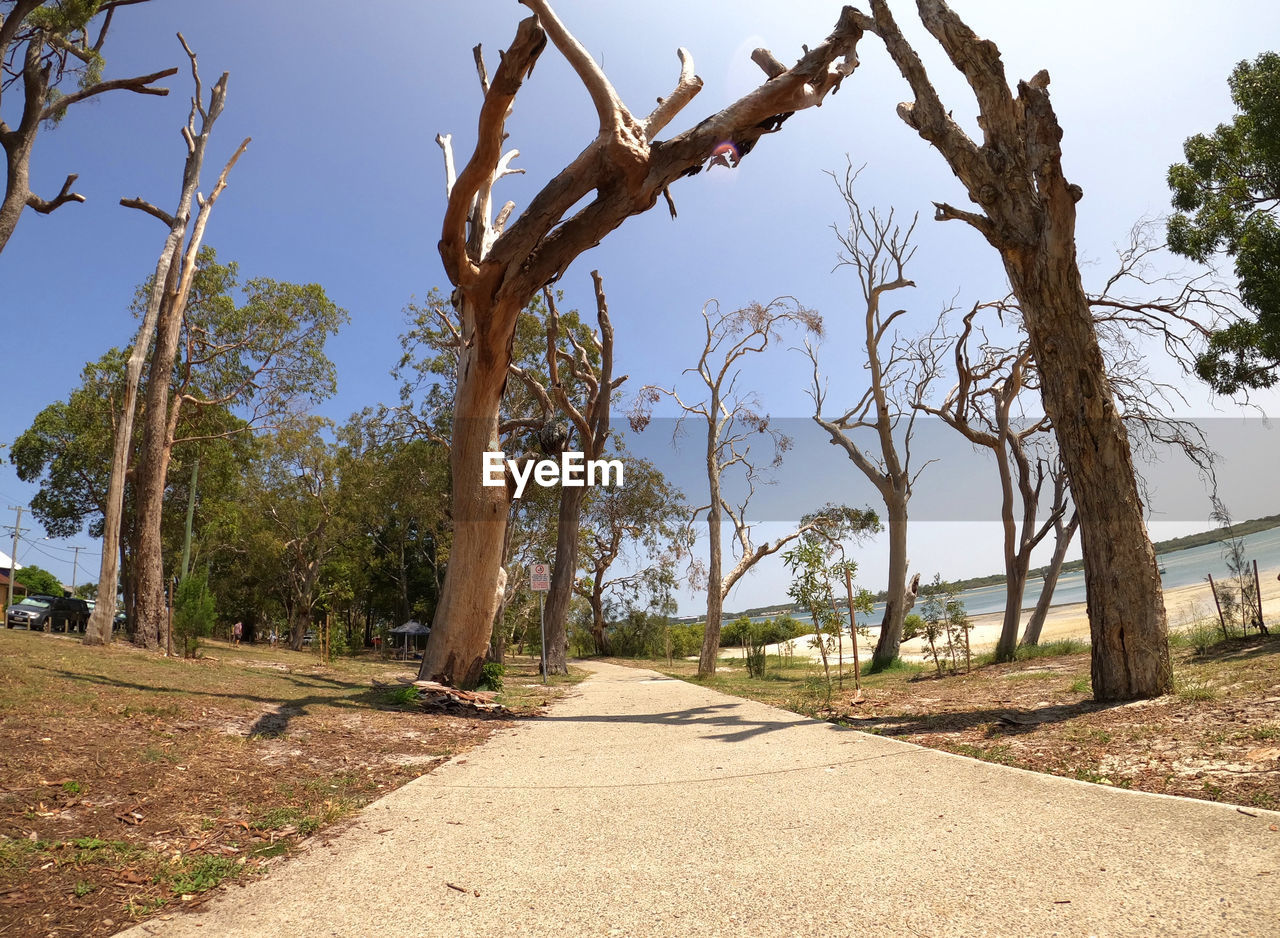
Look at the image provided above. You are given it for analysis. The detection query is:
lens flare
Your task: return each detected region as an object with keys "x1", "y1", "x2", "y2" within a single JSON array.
[{"x1": 711, "y1": 141, "x2": 740, "y2": 168}]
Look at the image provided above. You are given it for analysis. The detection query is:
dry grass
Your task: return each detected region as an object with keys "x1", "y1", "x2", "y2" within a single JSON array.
[{"x1": 0, "y1": 629, "x2": 580, "y2": 937}]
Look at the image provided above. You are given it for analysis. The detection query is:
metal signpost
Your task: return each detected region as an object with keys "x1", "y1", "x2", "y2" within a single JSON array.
[{"x1": 530, "y1": 562, "x2": 551, "y2": 683}]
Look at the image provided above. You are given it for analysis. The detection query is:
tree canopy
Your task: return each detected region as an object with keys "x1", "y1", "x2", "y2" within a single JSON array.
[{"x1": 1168, "y1": 51, "x2": 1280, "y2": 393}]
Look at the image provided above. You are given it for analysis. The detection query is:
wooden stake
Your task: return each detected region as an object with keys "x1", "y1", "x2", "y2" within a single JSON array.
[{"x1": 1208, "y1": 573, "x2": 1227, "y2": 639}]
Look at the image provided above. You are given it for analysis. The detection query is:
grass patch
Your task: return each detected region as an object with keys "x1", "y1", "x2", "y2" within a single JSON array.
[
  {"x1": 1069, "y1": 676, "x2": 1091, "y2": 694},
  {"x1": 169, "y1": 856, "x2": 239, "y2": 896},
  {"x1": 1175, "y1": 679, "x2": 1219, "y2": 701},
  {"x1": 1018, "y1": 639, "x2": 1089, "y2": 659}
]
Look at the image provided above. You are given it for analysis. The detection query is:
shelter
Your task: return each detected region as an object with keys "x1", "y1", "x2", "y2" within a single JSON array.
[{"x1": 389, "y1": 620, "x2": 430, "y2": 659}]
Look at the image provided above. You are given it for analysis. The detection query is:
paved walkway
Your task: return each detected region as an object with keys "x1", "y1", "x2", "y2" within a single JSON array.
[{"x1": 121, "y1": 661, "x2": 1278, "y2": 937}]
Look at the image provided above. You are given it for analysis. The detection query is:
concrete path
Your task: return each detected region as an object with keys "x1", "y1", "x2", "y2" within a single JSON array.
[{"x1": 121, "y1": 661, "x2": 1279, "y2": 937}]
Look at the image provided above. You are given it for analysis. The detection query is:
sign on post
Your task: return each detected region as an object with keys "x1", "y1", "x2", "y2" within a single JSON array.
[{"x1": 530, "y1": 563, "x2": 551, "y2": 591}]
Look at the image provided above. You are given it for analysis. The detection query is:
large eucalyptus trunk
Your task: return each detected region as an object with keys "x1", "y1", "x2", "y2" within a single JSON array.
[
  {"x1": 418, "y1": 296, "x2": 517, "y2": 689},
  {"x1": 1009, "y1": 260, "x2": 1169, "y2": 696},
  {"x1": 865, "y1": 0, "x2": 1171, "y2": 700},
  {"x1": 132, "y1": 249, "x2": 187, "y2": 649}
]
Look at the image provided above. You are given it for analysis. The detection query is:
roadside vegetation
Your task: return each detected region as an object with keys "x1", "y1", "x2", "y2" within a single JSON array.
[{"x1": 0, "y1": 630, "x2": 581, "y2": 937}]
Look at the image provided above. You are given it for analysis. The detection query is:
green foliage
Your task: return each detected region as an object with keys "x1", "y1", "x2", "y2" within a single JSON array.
[
  {"x1": 14, "y1": 564, "x2": 63, "y2": 597},
  {"x1": 902, "y1": 613, "x2": 925, "y2": 642},
  {"x1": 172, "y1": 570, "x2": 217, "y2": 658},
  {"x1": 917, "y1": 574, "x2": 972, "y2": 676},
  {"x1": 1167, "y1": 51, "x2": 1280, "y2": 392},
  {"x1": 170, "y1": 856, "x2": 238, "y2": 896},
  {"x1": 478, "y1": 662, "x2": 506, "y2": 691},
  {"x1": 386, "y1": 685, "x2": 420, "y2": 706}
]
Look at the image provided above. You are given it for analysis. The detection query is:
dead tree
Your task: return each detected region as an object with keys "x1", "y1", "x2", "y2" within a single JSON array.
[
  {"x1": 85, "y1": 38, "x2": 247, "y2": 646},
  {"x1": 807, "y1": 175, "x2": 936, "y2": 670},
  {"x1": 913, "y1": 305, "x2": 1064, "y2": 662},
  {"x1": 1021, "y1": 463, "x2": 1078, "y2": 647},
  {"x1": 632, "y1": 298, "x2": 824, "y2": 677},
  {"x1": 0, "y1": 0, "x2": 177, "y2": 252},
  {"x1": 855, "y1": 0, "x2": 1171, "y2": 699},
  {"x1": 423, "y1": 0, "x2": 865, "y2": 687},
  {"x1": 529, "y1": 273, "x2": 625, "y2": 675}
]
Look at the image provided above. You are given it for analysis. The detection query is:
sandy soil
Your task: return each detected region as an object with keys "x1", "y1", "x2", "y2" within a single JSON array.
[{"x1": 722, "y1": 564, "x2": 1280, "y2": 664}]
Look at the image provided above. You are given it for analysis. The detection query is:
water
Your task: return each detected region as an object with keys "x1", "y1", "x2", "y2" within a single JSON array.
[{"x1": 739, "y1": 526, "x2": 1280, "y2": 629}]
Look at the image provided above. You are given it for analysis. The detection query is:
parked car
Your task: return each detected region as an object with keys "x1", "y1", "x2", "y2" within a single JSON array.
[
  {"x1": 6, "y1": 597, "x2": 51, "y2": 630},
  {"x1": 6, "y1": 595, "x2": 91, "y2": 632}
]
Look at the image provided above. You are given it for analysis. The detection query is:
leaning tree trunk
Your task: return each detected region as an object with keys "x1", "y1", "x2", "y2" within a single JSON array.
[
  {"x1": 1010, "y1": 262, "x2": 1169, "y2": 696},
  {"x1": 1021, "y1": 512, "x2": 1079, "y2": 647},
  {"x1": 871, "y1": 496, "x2": 913, "y2": 669},
  {"x1": 992, "y1": 445, "x2": 1023, "y2": 664},
  {"x1": 864, "y1": 0, "x2": 1170, "y2": 699}
]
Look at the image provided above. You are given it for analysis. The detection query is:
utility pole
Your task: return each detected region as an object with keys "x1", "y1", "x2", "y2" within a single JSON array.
[
  {"x1": 180, "y1": 457, "x2": 199, "y2": 581},
  {"x1": 70, "y1": 546, "x2": 83, "y2": 594},
  {"x1": 6, "y1": 506, "x2": 23, "y2": 611}
]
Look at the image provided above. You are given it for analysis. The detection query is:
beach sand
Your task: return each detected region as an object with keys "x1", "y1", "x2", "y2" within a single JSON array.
[{"x1": 719, "y1": 564, "x2": 1280, "y2": 665}]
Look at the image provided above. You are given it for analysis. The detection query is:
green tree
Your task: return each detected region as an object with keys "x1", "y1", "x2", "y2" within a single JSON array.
[
  {"x1": 172, "y1": 568, "x2": 216, "y2": 658},
  {"x1": 1168, "y1": 51, "x2": 1280, "y2": 392},
  {"x1": 16, "y1": 564, "x2": 62, "y2": 596}
]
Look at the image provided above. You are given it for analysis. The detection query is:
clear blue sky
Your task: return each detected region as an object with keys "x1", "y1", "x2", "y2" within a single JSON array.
[{"x1": 2, "y1": 1, "x2": 1277, "y2": 613}]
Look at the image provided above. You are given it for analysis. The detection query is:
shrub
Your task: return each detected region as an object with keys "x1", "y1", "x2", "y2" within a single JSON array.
[
  {"x1": 172, "y1": 570, "x2": 216, "y2": 658},
  {"x1": 478, "y1": 661, "x2": 505, "y2": 691}
]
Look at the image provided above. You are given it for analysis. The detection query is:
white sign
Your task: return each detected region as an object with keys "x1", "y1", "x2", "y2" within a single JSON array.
[{"x1": 530, "y1": 563, "x2": 551, "y2": 591}]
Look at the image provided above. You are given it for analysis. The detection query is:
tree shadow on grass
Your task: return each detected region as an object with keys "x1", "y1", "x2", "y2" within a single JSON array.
[
  {"x1": 845, "y1": 698, "x2": 1129, "y2": 739},
  {"x1": 41, "y1": 667, "x2": 404, "y2": 738}
]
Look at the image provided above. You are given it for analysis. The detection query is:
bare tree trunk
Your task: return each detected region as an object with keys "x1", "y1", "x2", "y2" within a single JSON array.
[
  {"x1": 427, "y1": 4, "x2": 864, "y2": 688},
  {"x1": 85, "y1": 45, "x2": 245, "y2": 647},
  {"x1": 872, "y1": 497, "x2": 913, "y2": 668},
  {"x1": 419, "y1": 299, "x2": 516, "y2": 688},
  {"x1": 543, "y1": 484, "x2": 587, "y2": 674},
  {"x1": 697, "y1": 488, "x2": 725, "y2": 677},
  {"x1": 132, "y1": 249, "x2": 186, "y2": 649},
  {"x1": 862, "y1": 0, "x2": 1171, "y2": 700},
  {"x1": 1021, "y1": 512, "x2": 1079, "y2": 647},
  {"x1": 1008, "y1": 270, "x2": 1168, "y2": 697},
  {"x1": 588, "y1": 580, "x2": 609, "y2": 656}
]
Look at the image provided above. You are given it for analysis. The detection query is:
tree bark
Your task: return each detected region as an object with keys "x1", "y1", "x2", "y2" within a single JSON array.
[
  {"x1": 871, "y1": 496, "x2": 913, "y2": 668},
  {"x1": 543, "y1": 484, "x2": 586, "y2": 674},
  {"x1": 697, "y1": 430, "x2": 725, "y2": 677},
  {"x1": 426, "y1": 4, "x2": 865, "y2": 688},
  {"x1": 862, "y1": 0, "x2": 1171, "y2": 699},
  {"x1": 418, "y1": 294, "x2": 517, "y2": 688}
]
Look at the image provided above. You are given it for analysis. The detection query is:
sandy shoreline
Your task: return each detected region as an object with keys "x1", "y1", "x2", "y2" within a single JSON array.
[{"x1": 718, "y1": 564, "x2": 1280, "y2": 664}]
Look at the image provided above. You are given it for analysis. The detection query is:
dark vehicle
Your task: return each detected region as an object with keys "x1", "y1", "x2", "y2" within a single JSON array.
[
  {"x1": 6, "y1": 597, "x2": 51, "y2": 630},
  {"x1": 5, "y1": 595, "x2": 91, "y2": 632}
]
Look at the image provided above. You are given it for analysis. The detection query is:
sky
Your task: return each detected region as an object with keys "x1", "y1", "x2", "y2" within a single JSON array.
[{"x1": 1, "y1": 0, "x2": 1278, "y2": 615}]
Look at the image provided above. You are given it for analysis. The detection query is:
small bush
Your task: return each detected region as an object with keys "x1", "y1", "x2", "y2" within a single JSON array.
[
  {"x1": 478, "y1": 661, "x2": 505, "y2": 691},
  {"x1": 172, "y1": 570, "x2": 216, "y2": 658}
]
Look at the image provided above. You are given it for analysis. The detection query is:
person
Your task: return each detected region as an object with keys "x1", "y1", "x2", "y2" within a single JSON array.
[
  {"x1": 269, "y1": 628, "x2": 278, "y2": 648},
  {"x1": 232, "y1": 620, "x2": 242, "y2": 646}
]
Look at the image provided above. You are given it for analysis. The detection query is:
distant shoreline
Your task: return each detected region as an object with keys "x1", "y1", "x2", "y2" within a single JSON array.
[{"x1": 693, "y1": 513, "x2": 1280, "y2": 626}]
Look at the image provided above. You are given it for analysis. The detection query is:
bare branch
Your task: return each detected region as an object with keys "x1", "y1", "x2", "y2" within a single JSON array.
[
  {"x1": 25, "y1": 173, "x2": 84, "y2": 213},
  {"x1": 643, "y1": 47, "x2": 702, "y2": 140}
]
